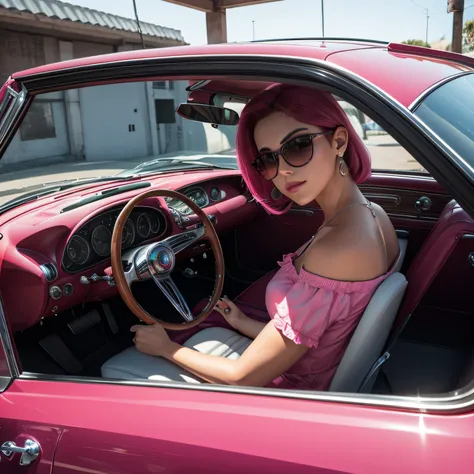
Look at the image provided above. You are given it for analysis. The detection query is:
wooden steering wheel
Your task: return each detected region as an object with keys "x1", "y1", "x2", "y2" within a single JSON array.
[{"x1": 110, "y1": 189, "x2": 224, "y2": 330}]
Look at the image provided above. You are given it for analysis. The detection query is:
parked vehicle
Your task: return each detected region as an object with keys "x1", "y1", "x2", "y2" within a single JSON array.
[{"x1": 0, "y1": 38, "x2": 473, "y2": 473}]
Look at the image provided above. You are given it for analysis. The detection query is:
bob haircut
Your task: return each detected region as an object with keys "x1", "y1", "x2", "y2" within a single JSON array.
[{"x1": 236, "y1": 84, "x2": 372, "y2": 215}]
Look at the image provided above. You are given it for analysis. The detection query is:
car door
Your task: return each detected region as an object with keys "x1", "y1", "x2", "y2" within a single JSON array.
[
  {"x1": 0, "y1": 321, "x2": 61, "y2": 473},
  {"x1": 1, "y1": 376, "x2": 474, "y2": 473}
]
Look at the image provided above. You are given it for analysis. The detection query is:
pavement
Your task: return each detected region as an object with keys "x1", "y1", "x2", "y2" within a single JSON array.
[{"x1": 0, "y1": 135, "x2": 426, "y2": 206}]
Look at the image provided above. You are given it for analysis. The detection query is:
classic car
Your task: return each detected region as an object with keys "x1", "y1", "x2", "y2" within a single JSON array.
[{"x1": 0, "y1": 38, "x2": 473, "y2": 473}]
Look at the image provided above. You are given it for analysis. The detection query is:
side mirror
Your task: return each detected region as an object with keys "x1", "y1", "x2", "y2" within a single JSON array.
[{"x1": 176, "y1": 103, "x2": 239, "y2": 126}]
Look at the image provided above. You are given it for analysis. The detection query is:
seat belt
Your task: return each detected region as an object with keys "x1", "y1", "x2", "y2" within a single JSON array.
[{"x1": 357, "y1": 312, "x2": 412, "y2": 393}]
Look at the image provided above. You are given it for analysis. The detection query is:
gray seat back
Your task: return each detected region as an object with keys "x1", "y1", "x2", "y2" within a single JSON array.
[{"x1": 329, "y1": 272, "x2": 408, "y2": 393}]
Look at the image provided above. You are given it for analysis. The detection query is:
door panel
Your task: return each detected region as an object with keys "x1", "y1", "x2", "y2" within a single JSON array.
[
  {"x1": 0, "y1": 379, "x2": 473, "y2": 474},
  {"x1": 235, "y1": 173, "x2": 452, "y2": 274}
]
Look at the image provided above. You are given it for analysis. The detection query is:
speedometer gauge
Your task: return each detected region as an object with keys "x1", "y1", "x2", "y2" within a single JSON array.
[
  {"x1": 66, "y1": 236, "x2": 90, "y2": 265},
  {"x1": 92, "y1": 225, "x2": 111, "y2": 256},
  {"x1": 122, "y1": 219, "x2": 135, "y2": 248},
  {"x1": 137, "y1": 213, "x2": 151, "y2": 238}
]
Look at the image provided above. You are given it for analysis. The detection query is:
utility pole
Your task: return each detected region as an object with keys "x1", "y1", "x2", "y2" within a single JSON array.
[
  {"x1": 411, "y1": 1, "x2": 429, "y2": 45},
  {"x1": 252, "y1": 20, "x2": 255, "y2": 40},
  {"x1": 448, "y1": 0, "x2": 464, "y2": 53},
  {"x1": 321, "y1": 0, "x2": 325, "y2": 37}
]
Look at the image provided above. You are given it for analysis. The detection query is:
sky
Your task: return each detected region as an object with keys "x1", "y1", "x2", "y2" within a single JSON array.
[{"x1": 68, "y1": 0, "x2": 474, "y2": 46}]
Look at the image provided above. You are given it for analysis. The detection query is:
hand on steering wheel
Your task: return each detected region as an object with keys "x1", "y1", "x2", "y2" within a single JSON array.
[{"x1": 111, "y1": 189, "x2": 224, "y2": 330}]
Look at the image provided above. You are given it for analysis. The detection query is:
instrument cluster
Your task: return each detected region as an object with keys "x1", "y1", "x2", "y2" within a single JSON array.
[{"x1": 63, "y1": 205, "x2": 167, "y2": 273}]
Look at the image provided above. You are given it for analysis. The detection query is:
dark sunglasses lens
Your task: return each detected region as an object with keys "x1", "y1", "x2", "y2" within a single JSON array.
[
  {"x1": 282, "y1": 135, "x2": 314, "y2": 167},
  {"x1": 254, "y1": 153, "x2": 278, "y2": 179}
]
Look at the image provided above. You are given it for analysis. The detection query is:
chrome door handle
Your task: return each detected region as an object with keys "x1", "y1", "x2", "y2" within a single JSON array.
[{"x1": 1, "y1": 439, "x2": 41, "y2": 466}]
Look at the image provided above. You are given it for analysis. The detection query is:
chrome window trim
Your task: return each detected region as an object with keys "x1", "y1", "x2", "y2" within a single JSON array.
[
  {"x1": 0, "y1": 84, "x2": 27, "y2": 144},
  {"x1": 18, "y1": 371, "x2": 474, "y2": 414},
  {"x1": 0, "y1": 297, "x2": 20, "y2": 391},
  {"x1": 408, "y1": 71, "x2": 474, "y2": 112}
]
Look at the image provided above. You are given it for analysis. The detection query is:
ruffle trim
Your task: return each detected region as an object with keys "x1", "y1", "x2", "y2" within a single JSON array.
[
  {"x1": 277, "y1": 252, "x2": 388, "y2": 294},
  {"x1": 273, "y1": 313, "x2": 319, "y2": 348}
]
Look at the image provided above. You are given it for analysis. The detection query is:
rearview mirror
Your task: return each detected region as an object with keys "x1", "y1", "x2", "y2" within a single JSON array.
[{"x1": 176, "y1": 103, "x2": 239, "y2": 125}]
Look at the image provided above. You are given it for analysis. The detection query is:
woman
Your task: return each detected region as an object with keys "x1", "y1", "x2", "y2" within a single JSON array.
[{"x1": 130, "y1": 84, "x2": 400, "y2": 391}]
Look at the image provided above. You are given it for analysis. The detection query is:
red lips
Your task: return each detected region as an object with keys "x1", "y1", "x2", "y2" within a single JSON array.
[{"x1": 285, "y1": 181, "x2": 306, "y2": 193}]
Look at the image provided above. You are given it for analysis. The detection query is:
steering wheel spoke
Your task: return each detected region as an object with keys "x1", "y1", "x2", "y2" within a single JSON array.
[
  {"x1": 162, "y1": 225, "x2": 205, "y2": 254},
  {"x1": 152, "y1": 275, "x2": 194, "y2": 322}
]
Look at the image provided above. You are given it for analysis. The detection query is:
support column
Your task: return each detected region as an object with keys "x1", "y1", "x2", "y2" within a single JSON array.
[
  {"x1": 206, "y1": 7, "x2": 227, "y2": 44},
  {"x1": 59, "y1": 40, "x2": 85, "y2": 161}
]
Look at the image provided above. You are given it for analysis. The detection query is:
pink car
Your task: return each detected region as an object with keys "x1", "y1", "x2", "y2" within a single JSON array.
[{"x1": 0, "y1": 38, "x2": 473, "y2": 473}]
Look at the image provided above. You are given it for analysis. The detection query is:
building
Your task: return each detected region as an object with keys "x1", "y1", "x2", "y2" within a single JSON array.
[{"x1": 0, "y1": 0, "x2": 230, "y2": 170}]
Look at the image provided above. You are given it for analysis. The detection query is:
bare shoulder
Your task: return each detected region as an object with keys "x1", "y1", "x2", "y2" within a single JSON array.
[{"x1": 302, "y1": 203, "x2": 397, "y2": 281}]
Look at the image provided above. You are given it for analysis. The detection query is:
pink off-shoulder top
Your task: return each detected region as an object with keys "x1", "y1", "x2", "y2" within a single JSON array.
[{"x1": 266, "y1": 248, "x2": 397, "y2": 391}]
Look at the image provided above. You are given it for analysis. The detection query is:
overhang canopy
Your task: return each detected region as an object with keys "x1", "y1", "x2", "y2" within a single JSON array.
[
  {"x1": 163, "y1": 0, "x2": 281, "y2": 13},
  {"x1": 163, "y1": 0, "x2": 282, "y2": 44}
]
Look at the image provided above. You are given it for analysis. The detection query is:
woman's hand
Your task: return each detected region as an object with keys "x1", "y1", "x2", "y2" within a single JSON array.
[
  {"x1": 131, "y1": 323, "x2": 176, "y2": 357},
  {"x1": 214, "y1": 296, "x2": 244, "y2": 329}
]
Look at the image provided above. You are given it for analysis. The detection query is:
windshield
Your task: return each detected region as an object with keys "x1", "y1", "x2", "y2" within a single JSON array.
[
  {"x1": 0, "y1": 80, "x2": 239, "y2": 206},
  {"x1": 414, "y1": 73, "x2": 474, "y2": 170}
]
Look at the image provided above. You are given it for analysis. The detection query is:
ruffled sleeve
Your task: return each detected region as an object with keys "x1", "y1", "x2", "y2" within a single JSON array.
[{"x1": 271, "y1": 281, "x2": 351, "y2": 348}]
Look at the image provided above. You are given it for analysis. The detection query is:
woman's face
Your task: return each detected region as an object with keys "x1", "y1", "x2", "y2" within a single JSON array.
[{"x1": 253, "y1": 112, "x2": 348, "y2": 206}]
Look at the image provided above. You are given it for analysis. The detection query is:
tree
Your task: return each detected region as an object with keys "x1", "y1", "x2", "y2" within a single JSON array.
[
  {"x1": 402, "y1": 39, "x2": 431, "y2": 48},
  {"x1": 463, "y1": 19, "x2": 474, "y2": 52}
]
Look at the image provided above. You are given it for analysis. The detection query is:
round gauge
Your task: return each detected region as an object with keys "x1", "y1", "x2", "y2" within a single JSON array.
[
  {"x1": 210, "y1": 187, "x2": 220, "y2": 201},
  {"x1": 189, "y1": 188, "x2": 207, "y2": 207},
  {"x1": 66, "y1": 235, "x2": 90, "y2": 265},
  {"x1": 137, "y1": 213, "x2": 151, "y2": 239},
  {"x1": 91, "y1": 225, "x2": 112, "y2": 257},
  {"x1": 149, "y1": 213, "x2": 160, "y2": 234},
  {"x1": 122, "y1": 219, "x2": 135, "y2": 248}
]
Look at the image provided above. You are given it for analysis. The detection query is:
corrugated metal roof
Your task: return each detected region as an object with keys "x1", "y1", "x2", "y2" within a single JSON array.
[{"x1": 0, "y1": 0, "x2": 185, "y2": 43}]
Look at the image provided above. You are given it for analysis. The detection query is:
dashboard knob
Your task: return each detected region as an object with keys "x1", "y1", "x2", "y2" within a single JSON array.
[
  {"x1": 49, "y1": 286, "x2": 62, "y2": 300},
  {"x1": 63, "y1": 283, "x2": 74, "y2": 296}
]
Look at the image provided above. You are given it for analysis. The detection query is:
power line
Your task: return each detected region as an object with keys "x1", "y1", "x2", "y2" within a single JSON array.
[{"x1": 132, "y1": 0, "x2": 145, "y2": 49}]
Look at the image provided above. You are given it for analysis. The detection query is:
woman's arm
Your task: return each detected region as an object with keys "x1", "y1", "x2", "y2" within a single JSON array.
[
  {"x1": 131, "y1": 321, "x2": 309, "y2": 386},
  {"x1": 215, "y1": 297, "x2": 265, "y2": 339}
]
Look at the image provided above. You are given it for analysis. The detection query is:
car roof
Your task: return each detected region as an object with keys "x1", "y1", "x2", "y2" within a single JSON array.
[{"x1": 11, "y1": 39, "x2": 474, "y2": 108}]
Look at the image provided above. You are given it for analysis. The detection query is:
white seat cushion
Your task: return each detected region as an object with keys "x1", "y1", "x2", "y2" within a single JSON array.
[{"x1": 101, "y1": 327, "x2": 252, "y2": 382}]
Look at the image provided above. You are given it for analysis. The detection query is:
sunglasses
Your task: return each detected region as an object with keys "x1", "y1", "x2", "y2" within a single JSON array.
[{"x1": 251, "y1": 129, "x2": 336, "y2": 180}]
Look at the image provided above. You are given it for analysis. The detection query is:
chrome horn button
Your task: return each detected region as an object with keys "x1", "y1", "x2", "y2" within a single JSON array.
[{"x1": 147, "y1": 244, "x2": 175, "y2": 277}]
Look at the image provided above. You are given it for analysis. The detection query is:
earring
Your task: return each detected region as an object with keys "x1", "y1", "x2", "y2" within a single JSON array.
[
  {"x1": 271, "y1": 187, "x2": 282, "y2": 200},
  {"x1": 338, "y1": 153, "x2": 347, "y2": 176}
]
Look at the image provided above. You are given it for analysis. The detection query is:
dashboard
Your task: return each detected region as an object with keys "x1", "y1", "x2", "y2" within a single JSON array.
[
  {"x1": 0, "y1": 171, "x2": 259, "y2": 332},
  {"x1": 63, "y1": 206, "x2": 167, "y2": 273}
]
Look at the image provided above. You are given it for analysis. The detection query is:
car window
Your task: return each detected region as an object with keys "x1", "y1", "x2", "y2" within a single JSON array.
[
  {"x1": 0, "y1": 80, "x2": 238, "y2": 206},
  {"x1": 338, "y1": 100, "x2": 427, "y2": 174},
  {"x1": 414, "y1": 73, "x2": 474, "y2": 169}
]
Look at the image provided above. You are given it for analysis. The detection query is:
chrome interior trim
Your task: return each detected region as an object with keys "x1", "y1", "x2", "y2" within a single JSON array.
[
  {"x1": 364, "y1": 194, "x2": 400, "y2": 206},
  {"x1": 288, "y1": 208, "x2": 315, "y2": 216},
  {"x1": 408, "y1": 71, "x2": 474, "y2": 112},
  {"x1": 18, "y1": 371, "x2": 474, "y2": 414}
]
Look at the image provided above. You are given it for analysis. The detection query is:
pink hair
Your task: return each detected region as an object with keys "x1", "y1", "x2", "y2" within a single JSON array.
[{"x1": 236, "y1": 83, "x2": 372, "y2": 215}]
